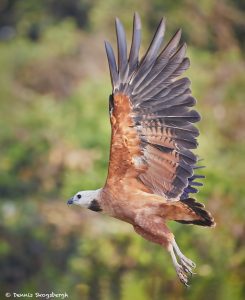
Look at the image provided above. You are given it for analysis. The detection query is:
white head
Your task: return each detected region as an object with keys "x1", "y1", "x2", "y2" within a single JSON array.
[{"x1": 67, "y1": 189, "x2": 102, "y2": 212}]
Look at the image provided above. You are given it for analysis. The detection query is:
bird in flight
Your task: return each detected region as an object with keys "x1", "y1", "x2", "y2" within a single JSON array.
[{"x1": 67, "y1": 13, "x2": 215, "y2": 286}]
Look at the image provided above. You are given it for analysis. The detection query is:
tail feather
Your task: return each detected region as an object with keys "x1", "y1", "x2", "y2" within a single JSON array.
[{"x1": 175, "y1": 198, "x2": 215, "y2": 227}]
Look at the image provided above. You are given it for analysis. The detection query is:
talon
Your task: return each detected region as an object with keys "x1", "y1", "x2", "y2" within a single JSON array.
[
  {"x1": 169, "y1": 239, "x2": 196, "y2": 286},
  {"x1": 182, "y1": 265, "x2": 191, "y2": 274},
  {"x1": 175, "y1": 264, "x2": 190, "y2": 286},
  {"x1": 180, "y1": 260, "x2": 195, "y2": 274}
]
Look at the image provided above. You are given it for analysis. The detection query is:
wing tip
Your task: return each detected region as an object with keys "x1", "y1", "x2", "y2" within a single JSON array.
[
  {"x1": 156, "y1": 17, "x2": 166, "y2": 38},
  {"x1": 115, "y1": 16, "x2": 120, "y2": 25},
  {"x1": 176, "y1": 28, "x2": 182, "y2": 37},
  {"x1": 133, "y1": 12, "x2": 141, "y2": 28}
]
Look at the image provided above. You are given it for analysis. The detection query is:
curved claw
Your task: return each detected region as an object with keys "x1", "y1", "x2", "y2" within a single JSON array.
[
  {"x1": 180, "y1": 259, "x2": 196, "y2": 275},
  {"x1": 175, "y1": 263, "x2": 191, "y2": 287}
]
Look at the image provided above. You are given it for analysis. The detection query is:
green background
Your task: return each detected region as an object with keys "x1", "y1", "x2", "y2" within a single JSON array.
[{"x1": 0, "y1": 0, "x2": 244, "y2": 299}]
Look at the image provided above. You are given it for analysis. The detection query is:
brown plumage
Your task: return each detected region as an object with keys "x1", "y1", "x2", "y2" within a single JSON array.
[{"x1": 67, "y1": 13, "x2": 215, "y2": 286}]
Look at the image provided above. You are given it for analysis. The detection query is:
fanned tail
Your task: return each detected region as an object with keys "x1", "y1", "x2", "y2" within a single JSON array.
[{"x1": 175, "y1": 198, "x2": 216, "y2": 227}]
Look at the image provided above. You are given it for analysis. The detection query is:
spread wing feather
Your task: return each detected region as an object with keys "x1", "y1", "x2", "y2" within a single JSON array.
[{"x1": 105, "y1": 13, "x2": 203, "y2": 201}]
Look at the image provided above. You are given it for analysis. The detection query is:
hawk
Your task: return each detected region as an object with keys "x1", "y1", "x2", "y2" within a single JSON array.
[{"x1": 67, "y1": 13, "x2": 215, "y2": 286}]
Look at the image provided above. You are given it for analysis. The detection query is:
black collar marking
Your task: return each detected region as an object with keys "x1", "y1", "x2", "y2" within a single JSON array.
[{"x1": 88, "y1": 199, "x2": 102, "y2": 212}]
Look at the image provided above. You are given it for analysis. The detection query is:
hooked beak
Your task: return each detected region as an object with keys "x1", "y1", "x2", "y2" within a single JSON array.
[{"x1": 67, "y1": 197, "x2": 74, "y2": 206}]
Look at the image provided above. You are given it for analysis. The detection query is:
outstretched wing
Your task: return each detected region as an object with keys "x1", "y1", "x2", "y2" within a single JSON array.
[{"x1": 105, "y1": 13, "x2": 203, "y2": 201}]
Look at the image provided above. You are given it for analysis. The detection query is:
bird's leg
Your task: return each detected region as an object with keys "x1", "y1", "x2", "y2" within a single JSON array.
[
  {"x1": 172, "y1": 239, "x2": 196, "y2": 273},
  {"x1": 167, "y1": 239, "x2": 196, "y2": 286},
  {"x1": 134, "y1": 213, "x2": 195, "y2": 286}
]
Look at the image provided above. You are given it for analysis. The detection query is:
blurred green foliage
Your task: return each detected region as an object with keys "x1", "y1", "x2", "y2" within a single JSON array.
[{"x1": 0, "y1": 0, "x2": 245, "y2": 299}]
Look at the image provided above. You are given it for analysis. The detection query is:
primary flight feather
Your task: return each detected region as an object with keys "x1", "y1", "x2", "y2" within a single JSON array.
[{"x1": 67, "y1": 13, "x2": 215, "y2": 286}]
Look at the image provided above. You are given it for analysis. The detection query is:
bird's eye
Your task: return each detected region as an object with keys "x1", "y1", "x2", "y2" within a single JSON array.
[{"x1": 77, "y1": 194, "x2": 81, "y2": 199}]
